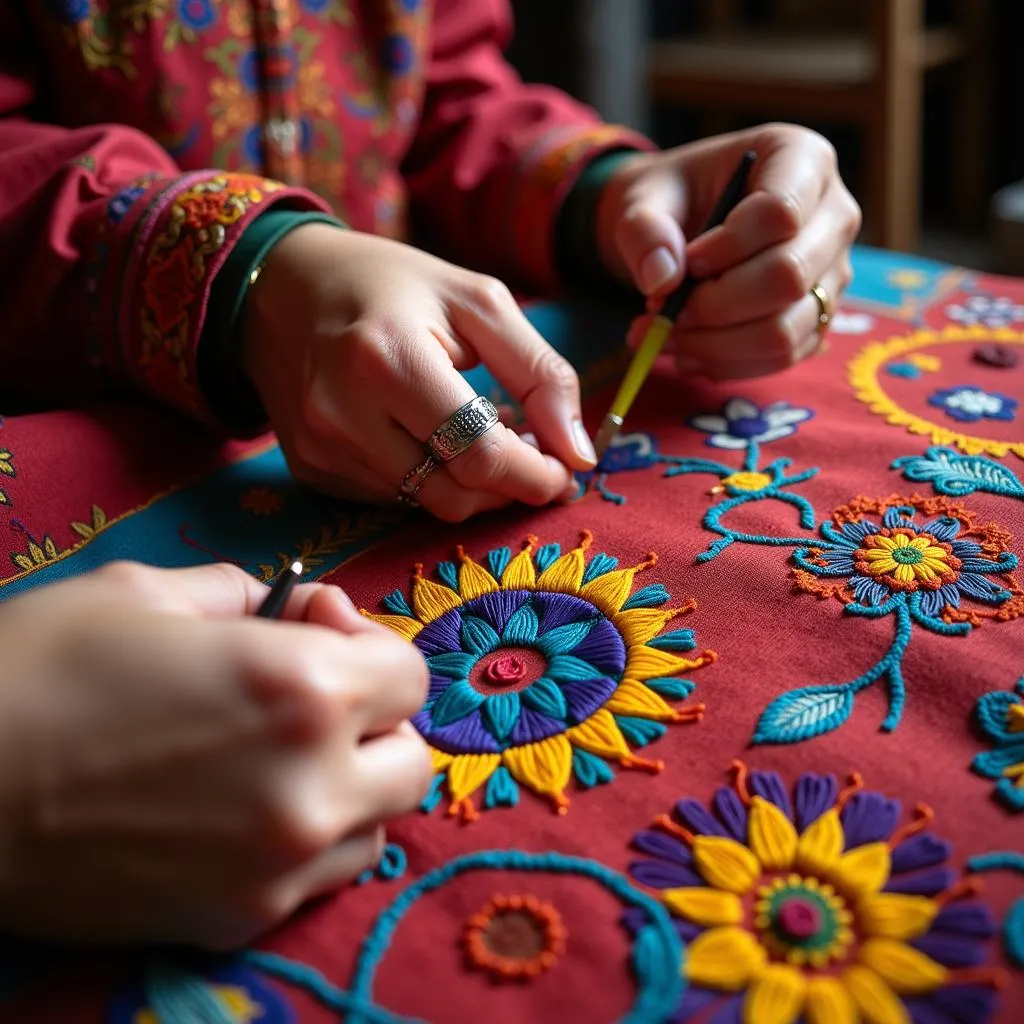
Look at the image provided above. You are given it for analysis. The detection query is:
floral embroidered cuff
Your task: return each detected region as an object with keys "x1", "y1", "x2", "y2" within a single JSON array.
[
  {"x1": 98, "y1": 171, "x2": 333, "y2": 431},
  {"x1": 506, "y1": 124, "x2": 655, "y2": 293}
]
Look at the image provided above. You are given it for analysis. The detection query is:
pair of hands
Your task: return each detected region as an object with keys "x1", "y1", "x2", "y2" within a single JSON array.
[
  {"x1": 244, "y1": 123, "x2": 860, "y2": 522},
  {"x1": 0, "y1": 562, "x2": 431, "y2": 949}
]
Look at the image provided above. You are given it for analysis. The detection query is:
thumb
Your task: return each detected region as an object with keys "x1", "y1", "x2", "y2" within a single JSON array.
[{"x1": 613, "y1": 176, "x2": 687, "y2": 297}]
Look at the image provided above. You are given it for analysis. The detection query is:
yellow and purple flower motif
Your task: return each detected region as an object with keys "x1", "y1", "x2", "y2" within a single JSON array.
[
  {"x1": 972, "y1": 678, "x2": 1024, "y2": 812},
  {"x1": 363, "y1": 534, "x2": 714, "y2": 820},
  {"x1": 626, "y1": 766, "x2": 1004, "y2": 1023}
]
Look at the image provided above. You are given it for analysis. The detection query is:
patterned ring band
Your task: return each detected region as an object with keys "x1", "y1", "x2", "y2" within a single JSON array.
[
  {"x1": 427, "y1": 396, "x2": 500, "y2": 463},
  {"x1": 398, "y1": 453, "x2": 440, "y2": 507},
  {"x1": 810, "y1": 282, "x2": 833, "y2": 336}
]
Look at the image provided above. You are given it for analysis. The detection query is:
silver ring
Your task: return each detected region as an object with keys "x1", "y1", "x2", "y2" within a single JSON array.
[
  {"x1": 427, "y1": 396, "x2": 500, "y2": 462},
  {"x1": 398, "y1": 453, "x2": 440, "y2": 507}
]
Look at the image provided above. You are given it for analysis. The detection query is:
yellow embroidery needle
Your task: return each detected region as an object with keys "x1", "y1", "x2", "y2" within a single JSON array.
[{"x1": 592, "y1": 150, "x2": 757, "y2": 460}]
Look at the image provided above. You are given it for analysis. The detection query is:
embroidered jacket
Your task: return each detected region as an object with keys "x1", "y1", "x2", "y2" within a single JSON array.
[{"x1": 0, "y1": 0, "x2": 650, "y2": 430}]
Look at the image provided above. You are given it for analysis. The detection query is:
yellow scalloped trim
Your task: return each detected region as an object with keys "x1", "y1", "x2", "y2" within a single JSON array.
[{"x1": 847, "y1": 325, "x2": 1024, "y2": 459}]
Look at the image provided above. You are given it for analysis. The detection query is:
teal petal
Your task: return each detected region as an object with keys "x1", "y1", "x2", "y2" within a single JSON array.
[
  {"x1": 582, "y1": 551, "x2": 619, "y2": 584},
  {"x1": 972, "y1": 745, "x2": 1024, "y2": 781},
  {"x1": 487, "y1": 546, "x2": 512, "y2": 579},
  {"x1": 420, "y1": 774, "x2": 445, "y2": 813},
  {"x1": 572, "y1": 748, "x2": 614, "y2": 788},
  {"x1": 614, "y1": 714, "x2": 667, "y2": 746},
  {"x1": 483, "y1": 765, "x2": 519, "y2": 808},
  {"x1": 535, "y1": 543, "x2": 561, "y2": 573},
  {"x1": 975, "y1": 690, "x2": 1023, "y2": 742},
  {"x1": 461, "y1": 616, "x2": 500, "y2": 656},
  {"x1": 437, "y1": 561, "x2": 458, "y2": 591},
  {"x1": 521, "y1": 677, "x2": 569, "y2": 720},
  {"x1": 648, "y1": 629, "x2": 696, "y2": 652},
  {"x1": 645, "y1": 677, "x2": 695, "y2": 700},
  {"x1": 427, "y1": 652, "x2": 476, "y2": 680},
  {"x1": 502, "y1": 603, "x2": 540, "y2": 645},
  {"x1": 482, "y1": 691, "x2": 521, "y2": 741},
  {"x1": 547, "y1": 654, "x2": 601, "y2": 682},
  {"x1": 621, "y1": 584, "x2": 670, "y2": 610},
  {"x1": 535, "y1": 619, "x2": 596, "y2": 657},
  {"x1": 431, "y1": 679, "x2": 485, "y2": 727},
  {"x1": 382, "y1": 589, "x2": 414, "y2": 617}
]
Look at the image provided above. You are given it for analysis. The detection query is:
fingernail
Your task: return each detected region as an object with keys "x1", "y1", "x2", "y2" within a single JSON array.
[
  {"x1": 639, "y1": 247, "x2": 678, "y2": 294},
  {"x1": 519, "y1": 431, "x2": 540, "y2": 449},
  {"x1": 677, "y1": 356, "x2": 703, "y2": 376},
  {"x1": 572, "y1": 419, "x2": 597, "y2": 466}
]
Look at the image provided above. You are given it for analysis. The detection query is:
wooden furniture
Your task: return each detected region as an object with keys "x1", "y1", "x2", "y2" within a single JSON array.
[{"x1": 646, "y1": 0, "x2": 991, "y2": 253}]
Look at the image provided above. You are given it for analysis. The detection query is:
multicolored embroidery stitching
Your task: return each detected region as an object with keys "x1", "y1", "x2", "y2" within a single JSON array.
[
  {"x1": 971, "y1": 678, "x2": 1024, "y2": 812},
  {"x1": 928, "y1": 386, "x2": 1018, "y2": 424},
  {"x1": 362, "y1": 534, "x2": 715, "y2": 820},
  {"x1": 464, "y1": 894, "x2": 567, "y2": 981},
  {"x1": 628, "y1": 764, "x2": 1006, "y2": 1023},
  {"x1": 968, "y1": 852, "x2": 1024, "y2": 969},
  {"x1": 687, "y1": 398, "x2": 814, "y2": 450},
  {"x1": 947, "y1": 295, "x2": 1024, "y2": 329},
  {"x1": 574, "y1": 431, "x2": 659, "y2": 504},
  {"x1": 0, "y1": 447, "x2": 13, "y2": 508},
  {"x1": 893, "y1": 447, "x2": 1024, "y2": 500},
  {"x1": 848, "y1": 326, "x2": 1024, "y2": 459}
]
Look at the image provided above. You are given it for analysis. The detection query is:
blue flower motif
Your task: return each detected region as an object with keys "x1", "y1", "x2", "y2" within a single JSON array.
[
  {"x1": 382, "y1": 34, "x2": 415, "y2": 75},
  {"x1": 688, "y1": 398, "x2": 813, "y2": 450},
  {"x1": 46, "y1": 0, "x2": 90, "y2": 25},
  {"x1": 928, "y1": 386, "x2": 1017, "y2": 424},
  {"x1": 107, "y1": 185, "x2": 146, "y2": 225},
  {"x1": 575, "y1": 432, "x2": 659, "y2": 504},
  {"x1": 176, "y1": 0, "x2": 216, "y2": 31},
  {"x1": 885, "y1": 361, "x2": 922, "y2": 379},
  {"x1": 972, "y1": 678, "x2": 1024, "y2": 811},
  {"x1": 946, "y1": 293, "x2": 1024, "y2": 328}
]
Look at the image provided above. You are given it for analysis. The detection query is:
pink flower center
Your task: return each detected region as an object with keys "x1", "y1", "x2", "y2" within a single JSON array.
[
  {"x1": 484, "y1": 654, "x2": 526, "y2": 684},
  {"x1": 776, "y1": 899, "x2": 821, "y2": 940}
]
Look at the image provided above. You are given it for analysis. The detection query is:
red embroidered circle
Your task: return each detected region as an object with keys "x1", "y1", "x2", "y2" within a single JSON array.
[
  {"x1": 776, "y1": 898, "x2": 822, "y2": 940},
  {"x1": 484, "y1": 653, "x2": 526, "y2": 684},
  {"x1": 471, "y1": 647, "x2": 548, "y2": 695},
  {"x1": 464, "y1": 894, "x2": 567, "y2": 981}
]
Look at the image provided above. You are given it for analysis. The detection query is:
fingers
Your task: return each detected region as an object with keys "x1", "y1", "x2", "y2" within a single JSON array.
[
  {"x1": 347, "y1": 723, "x2": 434, "y2": 827},
  {"x1": 280, "y1": 825, "x2": 387, "y2": 903},
  {"x1": 448, "y1": 275, "x2": 596, "y2": 470},
  {"x1": 673, "y1": 261, "x2": 848, "y2": 381}
]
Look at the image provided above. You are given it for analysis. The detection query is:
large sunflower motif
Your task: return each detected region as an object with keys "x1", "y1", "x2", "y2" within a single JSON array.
[
  {"x1": 363, "y1": 533, "x2": 715, "y2": 820},
  {"x1": 626, "y1": 765, "x2": 1005, "y2": 1023}
]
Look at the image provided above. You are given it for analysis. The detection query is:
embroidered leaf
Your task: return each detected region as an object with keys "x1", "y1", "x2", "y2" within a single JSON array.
[
  {"x1": 892, "y1": 446, "x2": 1024, "y2": 498},
  {"x1": 460, "y1": 616, "x2": 500, "y2": 657},
  {"x1": 502, "y1": 604, "x2": 539, "y2": 645},
  {"x1": 521, "y1": 677, "x2": 569, "y2": 720},
  {"x1": 0, "y1": 450, "x2": 13, "y2": 476},
  {"x1": 753, "y1": 685, "x2": 855, "y2": 744},
  {"x1": 534, "y1": 542, "x2": 561, "y2": 573},
  {"x1": 582, "y1": 551, "x2": 619, "y2": 584},
  {"x1": 1003, "y1": 897, "x2": 1024, "y2": 968},
  {"x1": 571, "y1": 748, "x2": 614, "y2": 788},
  {"x1": 487, "y1": 546, "x2": 512, "y2": 580},
  {"x1": 436, "y1": 561, "x2": 459, "y2": 590},
  {"x1": 426, "y1": 652, "x2": 476, "y2": 680},
  {"x1": 0, "y1": 490, "x2": 7, "y2": 506},
  {"x1": 645, "y1": 677, "x2": 695, "y2": 701},
  {"x1": 481, "y1": 692, "x2": 520, "y2": 741},
  {"x1": 614, "y1": 714, "x2": 667, "y2": 747},
  {"x1": 430, "y1": 680, "x2": 484, "y2": 727},
  {"x1": 648, "y1": 629, "x2": 697, "y2": 652},
  {"x1": 145, "y1": 959, "x2": 236, "y2": 1024},
  {"x1": 621, "y1": 584, "x2": 670, "y2": 610},
  {"x1": 382, "y1": 589, "x2": 414, "y2": 617},
  {"x1": 483, "y1": 765, "x2": 520, "y2": 809}
]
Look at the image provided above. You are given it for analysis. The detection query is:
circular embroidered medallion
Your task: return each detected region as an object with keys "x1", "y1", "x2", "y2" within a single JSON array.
[{"x1": 464, "y1": 894, "x2": 567, "y2": 981}]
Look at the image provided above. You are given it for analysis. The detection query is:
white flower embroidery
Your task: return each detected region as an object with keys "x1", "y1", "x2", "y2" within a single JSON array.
[{"x1": 689, "y1": 398, "x2": 814, "y2": 450}]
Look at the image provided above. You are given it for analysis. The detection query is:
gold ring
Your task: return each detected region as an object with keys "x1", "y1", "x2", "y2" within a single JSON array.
[{"x1": 810, "y1": 282, "x2": 832, "y2": 336}]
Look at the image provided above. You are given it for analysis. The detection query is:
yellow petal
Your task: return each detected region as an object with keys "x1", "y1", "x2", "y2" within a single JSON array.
[
  {"x1": 446, "y1": 753, "x2": 500, "y2": 804},
  {"x1": 867, "y1": 556, "x2": 898, "y2": 575},
  {"x1": 858, "y1": 939, "x2": 947, "y2": 995},
  {"x1": 624, "y1": 644, "x2": 700, "y2": 682},
  {"x1": 743, "y1": 964, "x2": 806, "y2": 1024},
  {"x1": 892, "y1": 533, "x2": 911, "y2": 548},
  {"x1": 912, "y1": 563, "x2": 938, "y2": 582},
  {"x1": 796, "y1": 808, "x2": 844, "y2": 875},
  {"x1": 500, "y1": 547, "x2": 536, "y2": 589},
  {"x1": 411, "y1": 573, "x2": 462, "y2": 623},
  {"x1": 864, "y1": 547, "x2": 897, "y2": 560},
  {"x1": 747, "y1": 796, "x2": 798, "y2": 872},
  {"x1": 831, "y1": 841, "x2": 891, "y2": 898},
  {"x1": 843, "y1": 965, "x2": 910, "y2": 1024},
  {"x1": 1008, "y1": 703, "x2": 1024, "y2": 733},
  {"x1": 684, "y1": 926, "x2": 766, "y2": 991},
  {"x1": 360, "y1": 612, "x2": 423, "y2": 641},
  {"x1": 805, "y1": 976, "x2": 857, "y2": 1024},
  {"x1": 457, "y1": 551, "x2": 497, "y2": 599},
  {"x1": 919, "y1": 545, "x2": 948, "y2": 559},
  {"x1": 536, "y1": 547, "x2": 586, "y2": 594},
  {"x1": 893, "y1": 563, "x2": 915, "y2": 583},
  {"x1": 614, "y1": 607, "x2": 679, "y2": 647},
  {"x1": 578, "y1": 566, "x2": 639, "y2": 617},
  {"x1": 692, "y1": 835, "x2": 761, "y2": 894},
  {"x1": 605, "y1": 678, "x2": 679, "y2": 721},
  {"x1": 661, "y1": 887, "x2": 743, "y2": 926},
  {"x1": 858, "y1": 893, "x2": 939, "y2": 940},
  {"x1": 502, "y1": 735, "x2": 572, "y2": 811},
  {"x1": 872, "y1": 536, "x2": 898, "y2": 551},
  {"x1": 565, "y1": 708, "x2": 630, "y2": 759},
  {"x1": 429, "y1": 747, "x2": 453, "y2": 773}
]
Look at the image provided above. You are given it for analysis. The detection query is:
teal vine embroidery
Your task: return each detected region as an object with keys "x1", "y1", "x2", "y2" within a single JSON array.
[
  {"x1": 893, "y1": 446, "x2": 1024, "y2": 499},
  {"x1": 659, "y1": 444, "x2": 1024, "y2": 745},
  {"x1": 971, "y1": 678, "x2": 1024, "y2": 812},
  {"x1": 354, "y1": 843, "x2": 408, "y2": 886},
  {"x1": 968, "y1": 852, "x2": 1024, "y2": 968}
]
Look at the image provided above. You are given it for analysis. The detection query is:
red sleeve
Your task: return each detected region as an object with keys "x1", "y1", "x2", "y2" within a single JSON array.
[
  {"x1": 0, "y1": 4, "x2": 331, "y2": 427},
  {"x1": 401, "y1": 0, "x2": 655, "y2": 294}
]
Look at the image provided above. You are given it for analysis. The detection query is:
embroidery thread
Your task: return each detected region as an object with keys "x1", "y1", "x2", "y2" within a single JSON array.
[
  {"x1": 574, "y1": 431, "x2": 659, "y2": 505},
  {"x1": 947, "y1": 294, "x2": 1024, "y2": 329},
  {"x1": 893, "y1": 447, "x2": 1024, "y2": 500},
  {"x1": 928, "y1": 386, "x2": 1017, "y2": 424},
  {"x1": 628, "y1": 763, "x2": 1005, "y2": 1022},
  {"x1": 687, "y1": 398, "x2": 814, "y2": 450},
  {"x1": 362, "y1": 534, "x2": 715, "y2": 820},
  {"x1": 971, "y1": 678, "x2": 1024, "y2": 812},
  {"x1": 464, "y1": 894, "x2": 567, "y2": 981},
  {"x1": 968, "y1": 852, "x2": 1024, "y2": 968}
]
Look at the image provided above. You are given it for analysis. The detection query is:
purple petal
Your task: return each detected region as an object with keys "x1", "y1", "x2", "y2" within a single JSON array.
[
  {"x1": 713, "y1": 786, "x2": 748, "y2": 840},
  {"x1": 841, "y1": 791, "x2": 900, "y2": 847},
  {"x1": 883, "y1": 507, "x2": 917, "y2": 529},
  {"x1": 841, "y1": 519, "x2": 881, "y2": 543},
  {"x1": 559, "y1": 676, "x2": 617, "y2": 723},
  {"x1": 920, "y1": 516, "x2": 961, "y2": 543},
  {"x1": 917, "y1": 587, "x2": 945, "y2": 618},
  {"x1": 428, "y1": 674, "x2": 450, "y2": 703},
  {"x1": 904, "y1": 986, "x2": 998, "y2": 1024},
  {"x1": 932, "y1": 902, "x2": 995, "y2": 939},
  {"x1": 674, "y1": 798, "x2": 728, "y2": 837},
  {"x1": 670, "y1": 987, "x2": 722, "y2": 1023},
  {"x1": 567, "y1": 618, "x2": 627, "y2": 675},
  {"x1": 508, "y1": 705, "x2": 565, "y2": 746},
  {"x1": 467, "y1": 589, "x2": 529, "y2": 632},
  {"x1": 956, "y1": 572, "x2": 1009, "y2": 602},
  {"x1": 851, "y1": 575, "x2": 892, "y2": 606},
  {"x1": 950, "y1": 540, "x2": 982, "y2": 558},
  {"x1": 424, "y1": 710, "x2": 500, "y2": 755},
  {"x1": 795, "y1": 773, "x2": 838, "y2": 830},
  {"x1": 885, "y1": 866, "x2": 956, "y2": 896},
  {"x1": 707, "y1": 996, "x2": 744, "y2": 1024},
  {"x1": 628, "y1": 859, "x2": 702, "y2": 890},
  {"x1": 413, "y1": 610, "x2": 462, "y2": 657},
  {"x1": 750, "y1": 771, "x2": 793, "y2": 819},
  {"x1": 620, "y1": 907, "x2": 647, "y2": 936},
  {"x1": 937, "y1": 582, "x2": 961, "y2": 609},
  {"x1": 891, "y1": 833, "x2": 951, "y2": 873},
  {"x1": 910, "y1": 932, "x2": 984, "y2": 968},
  {"x1": 632, "y1": 829, "x2": 694, "y2": 867},
  {"x1": 531, "y1": 591, "x2": 594, "y2": 634}
]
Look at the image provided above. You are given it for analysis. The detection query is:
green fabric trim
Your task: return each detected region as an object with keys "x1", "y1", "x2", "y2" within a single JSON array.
[
  {"x1": 199, "y1": 209, "x2": 345, "y2": 436},
  {"x1": 555, "y1": 148, "x2": 638, "y2": 291}
]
